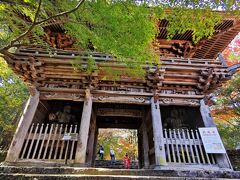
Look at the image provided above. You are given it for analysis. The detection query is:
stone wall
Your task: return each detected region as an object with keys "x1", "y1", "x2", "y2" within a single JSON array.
[{"x1": 227, "y1": 150, "x2": 240, "y2": 171}]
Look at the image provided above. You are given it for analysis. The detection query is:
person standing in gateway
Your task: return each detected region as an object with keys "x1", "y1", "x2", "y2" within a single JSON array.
[
  {"x1": 123, "y1": 153, "x2": 131, "y2": 169},
  {"x1": 98, "y1": 145, "x2": 104, "y2": 160},
  {"x1": 110, "y1": 147, "x2": 115, "y2": 164}
]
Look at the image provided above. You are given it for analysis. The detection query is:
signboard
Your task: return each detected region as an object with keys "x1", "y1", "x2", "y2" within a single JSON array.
[
  {"x1": 198, "y1": 127, "x2": 226, "y2": 154},
  {"x1": 62, "y1": 133, "x2": 72, "y2": 140}
]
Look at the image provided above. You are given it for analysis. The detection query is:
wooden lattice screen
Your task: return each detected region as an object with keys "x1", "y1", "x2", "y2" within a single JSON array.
[
  {"x1": 163, "y1": 129, "x2": 216, "y2": 165},
  {"x1": 19, "y1": 123, "x2": 78, "y2": 164}
]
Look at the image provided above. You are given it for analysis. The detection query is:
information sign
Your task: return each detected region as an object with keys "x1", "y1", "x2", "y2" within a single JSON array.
[
  {"x1": 198, "y1": 127, "x2": 226, "y2": 154},
  {"x1": 62, "y1": 133, "x2": 72, "y2": 140}
]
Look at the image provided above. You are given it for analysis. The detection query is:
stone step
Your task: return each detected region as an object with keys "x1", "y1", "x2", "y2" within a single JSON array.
[
  {"x1": 94, "y1": 160, "x2": 139, "y2": 169},
  {"x1": 0, "y1": 174, "x2": 205, "y2": 180},
  {"x1": 0, "y1": 165, "x2": 240, "y2": 179}
]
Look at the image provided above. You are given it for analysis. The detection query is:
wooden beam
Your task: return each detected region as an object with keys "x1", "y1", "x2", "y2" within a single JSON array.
[
  {"x1": 96, "y1": 108, "x2": 143, "y2": 118},
  {"x1": 5, "y1": 91, "x2": 39, "y2": 162},
  {"x1": 151, "y1": 97, "x2": 167, "y2": 167},
  {"x1": 157, "y1": 39, "x2": 192, "y2": 45},
  {"x1": 93, "y1": 90, "x2": 152, "y2": 96},
  {"x1": 158, "y1": 93, "x2": 204, "y2": 99},
  {"x1": 93, "y1": 95, "x2": 151, "y2": 105},
  {"x1": 75, "y1": 91, "x2": 93, "y2": 164},
  {"x1": 40, "y1": 92, "x2": 84, "y2": 101},
  {"x1": 38, "y1": 87, "x2": 85, "y2": 93},
  {"x1": 97, "y1": 123, "x2": 138, "y2": 129},
  {"x1": 159, "y1": 98, "x2": 200, "y2": 106}
]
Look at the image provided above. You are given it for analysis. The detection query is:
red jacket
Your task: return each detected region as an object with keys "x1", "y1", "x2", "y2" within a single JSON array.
[{"x1": 123, "y1": 157, "x2": 130, "y2": 168}]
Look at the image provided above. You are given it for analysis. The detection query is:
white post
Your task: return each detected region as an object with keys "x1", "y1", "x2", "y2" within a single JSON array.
[
  {"x1": 5, "y1": 91, "x2": 39, "y2": 162},
  {"x1": 151, "y1": 97, "x2": 167, "y2": 167},
  {"x1": 75, "y1": 91, "x2": 92, "y2": 164},
  {"x1": 200, "y1": 99, "x2": 232, "y2": 169}
]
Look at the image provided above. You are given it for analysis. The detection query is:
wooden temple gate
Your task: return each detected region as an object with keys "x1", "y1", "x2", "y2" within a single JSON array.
[
  {"x1": 4, "y1": 17, "x2": 240, "y2": 170},
  {"x1": 3, "y1": 49, "x2": 232, "y2": 169}
]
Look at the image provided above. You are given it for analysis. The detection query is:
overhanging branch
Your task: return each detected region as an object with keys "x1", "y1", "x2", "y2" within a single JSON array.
[
  {"x1": 0, "y1": 0, "x2": 42, "y2": 52},
  {"x1": 36, "y1": 0, "x2": 85, "y2": 26},
  {"x1": 0, "y1": 0, "x2": 85, "y2": 54}
]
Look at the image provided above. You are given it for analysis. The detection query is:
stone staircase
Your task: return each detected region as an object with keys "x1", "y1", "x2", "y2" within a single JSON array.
[
  {"x1": 95, "y1": 160, "x2": 124, "y2": 169},
  {"x1": 0, "y1": 165, "x2": 240, "y2": 179},
  {"x1": 95, "y1": 160, "x2": 139, "y2": 169}
]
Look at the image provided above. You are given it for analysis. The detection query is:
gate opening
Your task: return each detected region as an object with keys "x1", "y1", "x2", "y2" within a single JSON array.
[{"x1": 95, "y1": 128, "x2": 139, "y2": 169}]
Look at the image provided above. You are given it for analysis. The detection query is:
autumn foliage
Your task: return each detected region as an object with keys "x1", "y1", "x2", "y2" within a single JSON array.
[
  {"x1": 222, "y1": 32, "x2": 240, "y2": 66},
  {"x1": 97, "y1": 129, "x2": 138, "y2": 161}
]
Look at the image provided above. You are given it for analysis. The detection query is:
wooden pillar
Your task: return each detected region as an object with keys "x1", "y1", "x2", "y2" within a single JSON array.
[
  {"x1": 137, "y1": 129, "x2": 143, "y2": 168},
  {"x1": 5, "y1": 91, "x2": 39, "y2": 162},
  {"x1": 200, "y1": 99, "x2": 232, "y2": 169},
  {"x1": 200, "y1": 99, "x2": 216, "y2": 127},
  {"x1": 86, "y1": 108, "x2": 96, "y2": 166},
  {"x1": 75, "y1": 92, "x2": 93, "y2": 165},
  {"x1": 142, "y1": 120, "x2": 150, "y2": 168},
  {"x1": 92, "y1": 128, "x2": 99, "y2": 166},
  {"x1": 151, "y1": 97, "x2": 166, "y2": 167}
]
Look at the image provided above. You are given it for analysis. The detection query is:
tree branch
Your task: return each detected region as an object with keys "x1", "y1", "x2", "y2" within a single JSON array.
[
  {"x1": 0, "y1": 0, "x2": 33, "y2": 7},
  {"x1": 36, "y1": 0, "x2": 85, "y2": 26},
  {"x1": 0, "y1": 0, "x2": 42, "y2": 53},
  {"x1": 0, "y1": 0, "x2": 85, "y2": 54}
]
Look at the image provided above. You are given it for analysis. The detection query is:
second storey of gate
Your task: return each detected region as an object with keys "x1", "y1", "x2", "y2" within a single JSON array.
[{"x1": 5, "y1": 17, "x2": 240, "y2": 107}]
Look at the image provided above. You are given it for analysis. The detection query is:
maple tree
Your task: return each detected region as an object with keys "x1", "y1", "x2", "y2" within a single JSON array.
[
  {"x1": 213, "y1": 71, "x2": 240, "y2": 149},
  {"x1": 1, "y1": 0, "x2": 239, "y2": 76},
  {"x1": 0, "y1": 58, "x2": 28, "y2": 149},
  {"x1": 222, "y1": 32, "x2": 240, "y2": 65},
  {"x1": 213, "y1": 33, "x2": 240, "y2": 149}
]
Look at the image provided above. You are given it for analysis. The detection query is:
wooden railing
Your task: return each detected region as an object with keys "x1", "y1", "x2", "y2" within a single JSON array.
[
  {"x1": 163, "y1": 129, "x2": 216, "y2": 165},
  {"x1": 19, "y1": 123, "x2": 78, "y2": 163}
]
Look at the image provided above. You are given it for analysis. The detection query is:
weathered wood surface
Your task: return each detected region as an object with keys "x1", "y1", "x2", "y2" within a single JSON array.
[
  {"x1": 97, "y1": 108, "x2": 143, "y2": 117},
  {"x1": 5, "y1": 91, "x2": 40, "y2": 162},
  {"x1": 200, "y1": 100, "x2": 216, "y2": 127},
  {"x1": 163, "y1": 128, "x2": 216, "y2": 165},
  {"x1": 75, "y1": 92, "x2": 93, "y2": 164},
  {"x1": 19, "y1": 123, "x2": 78, "y2": 162},
  {"x1": 151, "y1": 98, "x2": 167, "y2": 166},
  {"x1": 141, "y1": 120, "x2": 150, "y2": 168},
  {"x1": 6, "y1": 48, "x2": 230, "y2": 106},
  {"x1": 86, "y1": 109, "x2": 97, "y2": 166},
  {"x1": 155, "y1": 19, "x2": 240, "y2": 59}
]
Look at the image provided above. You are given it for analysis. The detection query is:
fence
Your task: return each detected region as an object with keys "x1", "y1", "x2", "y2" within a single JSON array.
[
  {"x1": 163, "y1": 129, "x2": 216, "y2": 165},
  {"x1": 19, "y1": 123, "x2": 78, "y2": 163}
]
